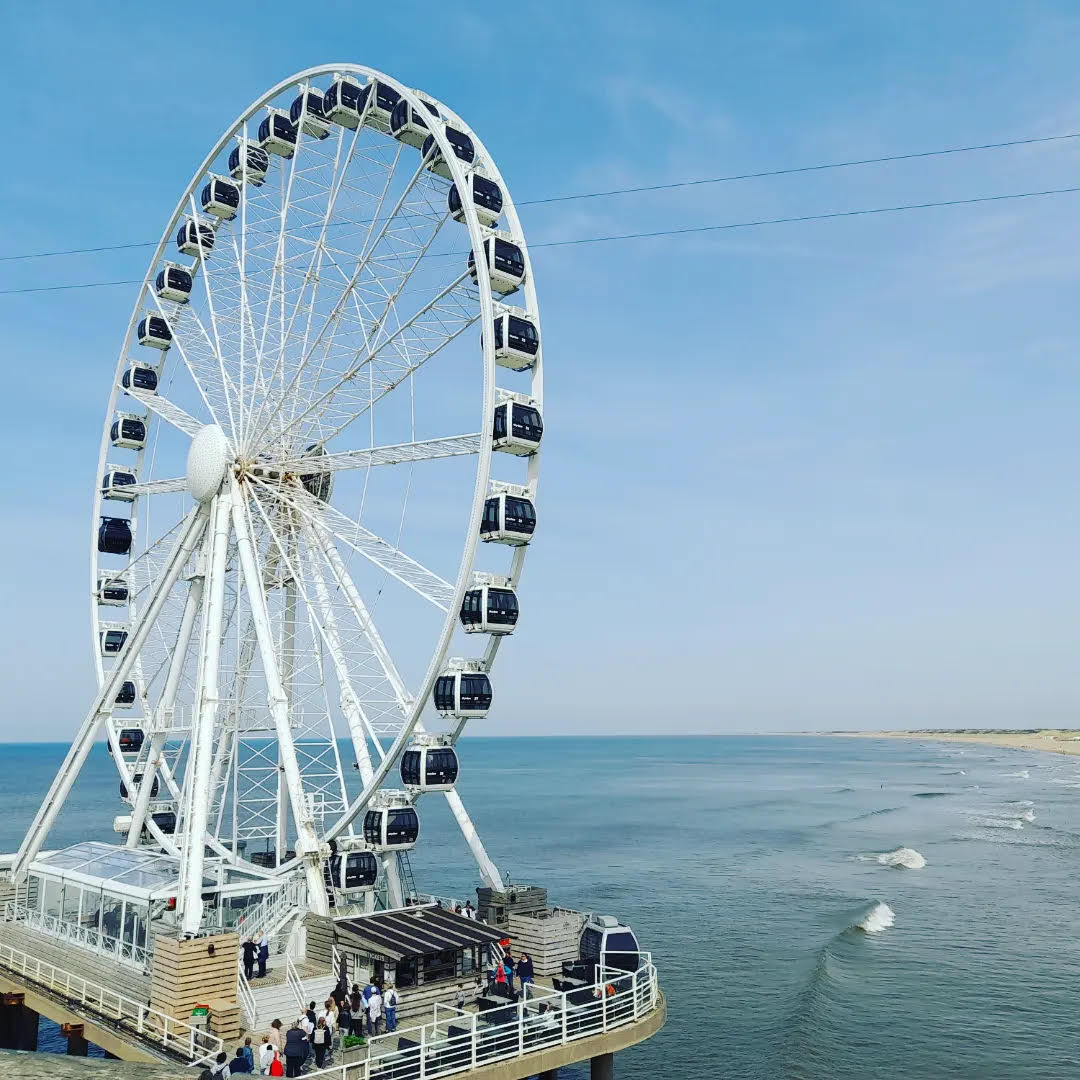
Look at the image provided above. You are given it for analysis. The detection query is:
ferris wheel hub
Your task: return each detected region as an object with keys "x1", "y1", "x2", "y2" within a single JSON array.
[{"x1": 186, "y1": 424, "x2": 232, "y2": 503}]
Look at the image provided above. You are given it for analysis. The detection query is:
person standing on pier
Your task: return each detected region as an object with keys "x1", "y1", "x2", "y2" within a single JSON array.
[
  {"x1": 384, "y1": 984, "x2": 398, "y2": 1033},
  {"x1": 242, "y1": 937, "x2": 258, "y2": 981},
  {"x1": 517, "y1": 952, "x2": 534, "y2": 995},
  {"x1": 257, "y1": 930, "x2": 269, "y2": 978},
  {"x1": 312, "y1": 1019, "x2": 330, "y2": 1069},
  {"x1": 258, "y1": 1036, "x2": 275, "y2": 1074},
  {"x1": 366, "y1": 986, "x2": 383, "y2": 1036},
  {"x1": 283, "y1": 1022, "x2": 308, "y2": 1078}
]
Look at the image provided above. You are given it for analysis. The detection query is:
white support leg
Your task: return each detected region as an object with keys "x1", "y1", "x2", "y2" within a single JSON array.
[
  {"x1": 277, "y1": 574, "x2": 298, "y2": 862},
  {"x1": 383, "y1": 855, "x2": 404, "y2": 907},
  {"x1": 231, "y1": 477, "x2": 329, "y2": 914},
  {"x1": 179, "y1": 494, "x2": 233, "y2": 936},
  {"x1": 127, "y1": 572, "x2": 206, "y2": 847},
  {"x1": 313, "y1": 519, "x2": 412, "y2": 712},
  {"x1": 309, "y1": 558, "x2": 376, "y2": 784},
  {"x1": 13, "y1": 506, "x2": 209, "y2": 878},
  {"x1": 445, "y1": 789, "x2": 504, "y2": 890}
]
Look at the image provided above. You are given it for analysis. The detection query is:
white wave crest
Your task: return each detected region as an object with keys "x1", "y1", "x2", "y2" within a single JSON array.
[
  {"x1": 857, "y1": 902, "x2": 895, "y2": 934},
  {"x1": 876, "y1": 847, "x2": 926, "y2": 869},
  {"x1": 1005, "y1": 769, "x2": 1031, "y2": 779}
]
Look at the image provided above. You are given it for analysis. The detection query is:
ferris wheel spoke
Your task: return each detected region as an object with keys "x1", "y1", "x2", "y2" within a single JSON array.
[
  {"x1": 123, "y1": 476, "x2": 188, "y2": 497},
  {"x1": 186, "y1": 193, "x2": 241, "y2": 441},
  {"x1": 145, "y1": 287, "x2": 229, "y2": 432},
  {"x1": 268, "y1": 433, "x2": 481, "y2": 475},
  {"x1": 262, "y1": 268, "x2": 474, "y2": 450},
  {"x1": 123, "y1": 387, "x2": 205, "y2": 439},
  {"x1": 248, "y1": 153, "x2": 442, "y2": 445},
  {"x1": 278, "y1": 196, "x2": 453, "y2": 437},
  {"x1": 263, "y1": 479, "x2": 454, "y2": 610}
]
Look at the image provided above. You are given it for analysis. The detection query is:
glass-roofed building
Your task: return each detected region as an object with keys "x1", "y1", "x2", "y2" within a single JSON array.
[{"x1": 13, "y1": 842, "x2": 281, "y2": 969}]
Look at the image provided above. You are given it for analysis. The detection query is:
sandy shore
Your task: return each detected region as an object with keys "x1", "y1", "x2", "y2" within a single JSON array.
[{"x1": 822, "y1": 728, "x2": 1080, "y2": 758}]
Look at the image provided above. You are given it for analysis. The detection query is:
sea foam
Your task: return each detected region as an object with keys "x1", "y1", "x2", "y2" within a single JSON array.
[
  {"x1": 857, "y1": 902, "x2": 895, "y2": 933},
  {"x1": 876, "y1": 847, "x2": 926, "y2": 869}
]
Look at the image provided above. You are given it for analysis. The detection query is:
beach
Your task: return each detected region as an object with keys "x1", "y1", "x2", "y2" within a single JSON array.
[{"x1": 824, "y1": 728, "x2": 1080, "y2": 757}]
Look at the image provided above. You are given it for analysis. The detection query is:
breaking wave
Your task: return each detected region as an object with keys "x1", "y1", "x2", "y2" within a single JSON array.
[
  {"x1": 856, "y1": 902, "x2": 895, "y2": 933},
  {"x1": 875, "y1": 847, "x2": 926, "y2": 869}
]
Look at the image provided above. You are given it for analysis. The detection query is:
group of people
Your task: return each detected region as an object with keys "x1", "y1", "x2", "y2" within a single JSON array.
[
  {"x1": 489, "y1": 946, "x2": 534, "y2": 1001},
  {"x1": 240, "y1": 932, "x2": 271, "y2": 980},
  {"x1": 204, "y1": 1038, "x2": 258, "y2": 1080},
  {"x1": 240, "y1": 981, "x2": 400, "y2": 1078},
  {"x1": 345, "y1": 979, "x2": 400, "y2": 1037}
]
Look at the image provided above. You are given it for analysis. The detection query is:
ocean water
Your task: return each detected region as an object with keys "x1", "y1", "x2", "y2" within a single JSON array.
[{"x1": 2, "y1": 735, "x2": 1080, "y2": 1077}]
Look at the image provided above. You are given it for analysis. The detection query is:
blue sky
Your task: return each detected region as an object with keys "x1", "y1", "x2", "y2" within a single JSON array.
[{"x1": 2, "y1": 0, "x2": 1079, "y2": 737}]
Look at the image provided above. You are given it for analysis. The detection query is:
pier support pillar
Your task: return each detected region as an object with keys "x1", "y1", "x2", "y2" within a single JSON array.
[
  {"x1": 0, "y1": 993, "x2": 38, "y2": 1050},
  {"x1": 63, "y1": 1023, "x2": 90, "y2": 1056},
  {"x1": 540, "y1": 1070, "x2": 560, "y2": 1080},
  {"x1": 590, "y1": 1052, "x2": 614, "y2": 1080}
]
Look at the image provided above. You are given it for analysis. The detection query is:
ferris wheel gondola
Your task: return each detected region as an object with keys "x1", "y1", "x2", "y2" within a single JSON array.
[{"x1": 13, "y1": 64, "x2": 543, "y2": 934}]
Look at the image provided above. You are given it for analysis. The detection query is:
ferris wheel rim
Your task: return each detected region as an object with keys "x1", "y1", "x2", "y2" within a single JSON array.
[{"x1": 89, "y1": 63, "x2": 543, "y2": 856}]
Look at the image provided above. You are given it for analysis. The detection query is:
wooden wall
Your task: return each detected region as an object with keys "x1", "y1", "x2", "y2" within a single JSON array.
[
  {"x1": 150, "y1": 933, "x2": 240, "y2": 1043},
  {"x1": 508, "y1": 910, "x2": 586, "y2": 976},
  {"x1": 304, "y1": 914, "x2": 334, "y2": 968}
]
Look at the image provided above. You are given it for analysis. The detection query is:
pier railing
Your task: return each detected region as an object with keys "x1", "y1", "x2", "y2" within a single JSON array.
[
  {"x1": 4, "y1": 901, "x2": 150, "y2": 971},
  {"x1": 301, "y1": 953, "x2": 660, "y2": 1080},
  {"x1": 0, "y1": 933, "x2": 225, "y2": 1064}
]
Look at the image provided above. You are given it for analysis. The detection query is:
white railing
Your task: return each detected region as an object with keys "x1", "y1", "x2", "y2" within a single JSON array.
[
  {"x1": 4, "y1": 902, "x2": 150, "y2": 971},
  {"x1": 233, "y1": 873, "x2": 307, "y2": 942},
  {"x1": 237, "y1": 962, "x2": 259, "y2": 1031},
  {"x1": 288, "y1": 953, "x2": 661, "y2": 1080},
  {"x1": 0, "y1": 933, "x2": 225, "y2": 1063},
  {"x1": 285, "y1": 952, "x2": 308, "y2": 1011}
]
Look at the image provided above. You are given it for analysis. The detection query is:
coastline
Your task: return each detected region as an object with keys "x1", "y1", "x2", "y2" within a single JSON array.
[{"x1": 818, "y1": 728, "x2": 1080, "y2": 758}]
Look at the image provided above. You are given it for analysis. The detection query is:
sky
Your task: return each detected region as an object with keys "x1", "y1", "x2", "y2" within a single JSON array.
[{"x1": 1, "y1": 0, "x2": 1079, "y2": 738}]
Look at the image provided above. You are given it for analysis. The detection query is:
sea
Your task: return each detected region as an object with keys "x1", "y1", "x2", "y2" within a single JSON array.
[{"x1": 1, "y1": 735, "x2": 1079, "y2": 1078}]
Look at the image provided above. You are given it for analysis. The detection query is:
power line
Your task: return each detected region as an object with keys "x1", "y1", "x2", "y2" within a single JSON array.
[
  {"x1": 518, "y1": 131, "x2": 1080, "y2": 207},
  {"x1": 3, "y1": 182, "x2": 1079, "y2": 297},
  {"x1": 2, "y1": 129, "x2": 1079, "y2": 265}
]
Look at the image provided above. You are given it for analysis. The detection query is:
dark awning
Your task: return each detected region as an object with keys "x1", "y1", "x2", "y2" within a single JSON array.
[{"x1": 334, "y1": 905, "x2": 503, "y2": 961}]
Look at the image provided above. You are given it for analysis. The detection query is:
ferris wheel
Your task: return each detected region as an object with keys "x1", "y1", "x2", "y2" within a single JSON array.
[{"x1": 14, "y1": 65, "x2": 543, "y2": 935}]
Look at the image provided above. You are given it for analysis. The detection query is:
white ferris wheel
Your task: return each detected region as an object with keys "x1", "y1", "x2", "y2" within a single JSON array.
[{"x1": 14, "y1": 64, "x2": 543, "y2": 935}]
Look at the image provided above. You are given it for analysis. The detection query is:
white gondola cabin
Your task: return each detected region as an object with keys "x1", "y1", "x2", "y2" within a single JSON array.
[
  {"x1": 119, "y1": 772, "x2": 158, "y2": 799},
  {"x1": 449, "y1": 174, "x2": 503, "y2": 227},
  {"x1": 400, "y1": 735, "x2": 459, "y2": 791},
  {"x1": 258, "y1": 110, "x2": 297, "y2": 157},
  {"x1": 101, "y1": 467, "x2": 137, "y2": 501},
  {"x1": 114, "y1": 681, "x2": 138, "y2": 709},
  {"x1": 136, "y1": 313, "x2": 172, "y2": 350},
  {"x1": 99, "y1": 625, "x2": 129, "y2": 656},
  {"x1": 97, "y1": 517, "x2": 132, "y2": 556},
  {"x1": 96, "y1": 574, "x2": 129, "y2": 605},
  {"x1": 109, "y1": 728, "x2": 145, "y2": 756},
  {"x1": 122, "y1": 364, "x2": 159, "y2": 393},
  {"x1": 326, "y1": 848, "x2": 379, "y2": 892},
  {"x1": 492, "y1": 395, "x2": 543, "y2": 455},
  {"x1": 491, "y1": 309, "x2": 539, "y2": 371},
  {"x1": 422, "y1": 126, "x2": 475, "y2": 179},
  {"x1": 468, "y1": 235, "x2": 526, "y2": 295},
  {"x1": 228, "y1": 141, "x2": 269, "y2": 186},
  {"x1": 389, "y1": 96, "x2": 439, "y2": 147},
  {"x1": 176, "y1": 219, "x2": 217, "y2": 258},
  {"x1": 322, "y1": 75, "x2": 367, "y2": 129},
  {"x1": 480, "y1": 491, "x2": 535, "y2": 545},
  {"x1": 290, "y1": 87, "x2": 331, "y2": 139},
  {"x1": 361, "y1": 80, "x2": 401, "y2": 130},
  {"x1": 434, "y1": 662, "x2": 492, "y2": 718},
  {"x1": 110, "y1": 413, "x2": 147, "y2": 451},
  {"x1": 154, "y1": 263, "x2": 192, "y2": 304},
  {"x1": 200, "y1": 175, "x2": 240, "y2": 219},
  {"x1": 362, "y1": 791, "x2": 419, "y2": 851},
  {"x1": 460, "y1": 578, "x2": 519, "y2": 635}
]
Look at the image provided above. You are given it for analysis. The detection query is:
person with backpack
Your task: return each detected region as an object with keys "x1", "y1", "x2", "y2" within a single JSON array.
[
  {"x1": 311, "y1": 1018, "x2": 330, "y2": 1069},
  {"x1": 384, "y1": 984, "x2": 398, "y2": 1033}
]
